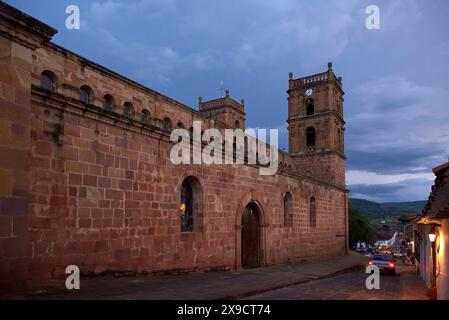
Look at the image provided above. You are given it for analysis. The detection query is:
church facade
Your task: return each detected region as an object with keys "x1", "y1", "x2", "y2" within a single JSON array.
[{"x1": 0, "y1": 2, "x2": 348, "y2": 292}]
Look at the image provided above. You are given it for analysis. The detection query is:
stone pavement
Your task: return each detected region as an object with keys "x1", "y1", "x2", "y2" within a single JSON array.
[
  {"x1": 24, "y1": 253, "x2": 368, "y2": 300},
  {"x1": 398, "y1": 265, "x2": 430, "y2": 300},
  {"x1": 244, "y1": 263, "x2": 430, "y2": 300}
]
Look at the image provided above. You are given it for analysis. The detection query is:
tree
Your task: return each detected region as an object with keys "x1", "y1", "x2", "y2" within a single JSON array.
[{"x1": 348, "y1": 206, "x2": 372, "y2": 248}]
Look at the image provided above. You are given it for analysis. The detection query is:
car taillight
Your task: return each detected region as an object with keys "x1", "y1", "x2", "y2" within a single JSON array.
[
  {"x1": 389, "y1": 263, "x2": 394, "y2": 268},
  {"x1": 369, "y1": 261, "x2": 372, "y2": 265}
]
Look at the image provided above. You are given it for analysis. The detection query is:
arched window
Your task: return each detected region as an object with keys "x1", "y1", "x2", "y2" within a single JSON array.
[
  {"x1": 235, "y1": 120, "x2": 240, "y2": 129},
  {"x1": 141, "y1": 109, "x2": 150, "y2": 124},
  {"x1": 284, "y1": 192, "x2": 293, "y2": 227},
  {"x1": 180, "y1": 176, "x2": 203, "y2": 232},
  {"x1": 306, "y1": 98, "x2": 314, "y2": 116},
  {"x1": 163, "y1": 117, "x2": 172, "y2": 131},
  {"x1": 306, "y1": 127, "x2": 316, "y2": 147},
  {"x1": 123, "y1": 102, "x2": 133, "y2": 119},
  {"x1": 309, "y1": 197, "x2": 316, "y2": 228},
  {"x1": 41, "y1": 71, "x2": 56, "y2": 91},
  {"x1": 80, "y1": 85, "x2": 93, "y2": 104},
  {"x1": 103, "y1": 94, "x2": 114, "y2": 112}
]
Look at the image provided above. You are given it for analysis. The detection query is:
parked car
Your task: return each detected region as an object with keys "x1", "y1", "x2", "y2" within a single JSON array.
[{"x1": 368, "y1": 253, "x2": 396, "y2": 275}]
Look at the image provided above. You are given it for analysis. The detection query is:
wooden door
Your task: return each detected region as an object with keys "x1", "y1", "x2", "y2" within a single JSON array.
[{"x1": 241, "y1": 203, "x2": 260, "y2": 268}]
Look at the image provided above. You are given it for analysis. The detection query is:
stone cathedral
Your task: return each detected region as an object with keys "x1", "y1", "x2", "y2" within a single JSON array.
[{"x1": 0, "y1": 2, "x2": 348, "y2": 293}]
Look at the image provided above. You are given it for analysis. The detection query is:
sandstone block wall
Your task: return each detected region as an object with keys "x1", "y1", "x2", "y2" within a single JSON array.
[
  {"x1": 0, "y1": 2, "x2": 348, "y2": 290},
  {"x1": 28, "y1": 94, "x2": 347, "y2": 278},
  {"x1": 0, "y1": 1, "x2": 56, "y2": 292}
]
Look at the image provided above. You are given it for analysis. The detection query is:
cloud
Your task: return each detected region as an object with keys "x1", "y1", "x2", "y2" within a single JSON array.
[
  {"x1": 380, "y1": 0, "x2": 423, "y2": 32},
  {"x1": 78, "y1": 25, "x2": 222, "y2": 86},
  {"x1": 349, "y1": 178, "x2": 432, "y2": 202},
  {"x1": 345, "y1": 75, "x2": 449, "y2": 201},
  {"x1": 347, "y1": 170, "x2": 434, "y2": 185},
  {"x1": 346, "y1": 77, "x2": 449, "y2": 175},
  {"x1": 346, "y1": 146, "x2": 447, "y2": 176},
  {"x1": 347, "y1": 169, "x2": 435, "y2": 202},
  {"x1": 218, "y1": 0, "x2": 360, "y2": 68},
  {"x1": 89, "y1": 0, "x2": 176, "y2": 24},
  {"x1": 78, "y1": 0, "x2": 364, "y2": 82}
]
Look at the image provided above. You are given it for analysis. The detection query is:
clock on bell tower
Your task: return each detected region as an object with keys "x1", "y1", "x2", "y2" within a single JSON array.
[{"x1": 286, "y1": 62, "x2": 346, "y2": 187}]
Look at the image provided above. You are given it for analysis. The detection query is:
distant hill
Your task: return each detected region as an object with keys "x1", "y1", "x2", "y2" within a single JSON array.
[
  {"x1": 349, "y1": 198, "x2": 427, "y2": 241},
  {"x1": 349, "y1": 198, "x2": 426, "y2": 217}
]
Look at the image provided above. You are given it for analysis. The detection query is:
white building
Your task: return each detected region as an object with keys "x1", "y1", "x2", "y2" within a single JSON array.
[{"x1": 415, "y1": 161, "x2": 449, "y2": 300}]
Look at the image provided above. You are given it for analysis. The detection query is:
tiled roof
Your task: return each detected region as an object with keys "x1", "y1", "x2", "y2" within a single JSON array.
[{"x1": 420, "y1": 162, "x2": 449, "y2": 220}]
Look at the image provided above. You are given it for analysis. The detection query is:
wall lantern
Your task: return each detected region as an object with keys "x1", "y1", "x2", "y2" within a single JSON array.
[
  {"x1": 429, "y1": 229, "x2": 438, "y2": 288},
  {"x1": 429, "y1": 231, "x2": 437, "y2": 243}
]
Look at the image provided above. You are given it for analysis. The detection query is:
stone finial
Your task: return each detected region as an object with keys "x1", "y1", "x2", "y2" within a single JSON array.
[
  {"x1": 328, "y1": 62, "x2": 333, "y2": 70},
  {"x1": 198, "y1": 96, "x2": 203, "y2": 104},
  {"x1": 288, "y1": 72, "x2": 293, "y2": 80},
  {"x1": 338, "y1": 77, "x2": 343, "y2": 83},
  {"x1": 241, "y1": 99, "x2": 245, "y2": 106},
  {"x1": 225, "y1": 89, "x2": 229, "y2": 97}
]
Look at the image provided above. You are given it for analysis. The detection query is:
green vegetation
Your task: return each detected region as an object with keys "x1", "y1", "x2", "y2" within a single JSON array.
[
  {"x1": 348, "y1": 207, "x2": 372, "y2": 247},
  {"x1": 348, "y1": 198, "x2": 425, "y2": 244},
  {"x1": 349, "y1": 198, "x2": 425, "y2": 217}
]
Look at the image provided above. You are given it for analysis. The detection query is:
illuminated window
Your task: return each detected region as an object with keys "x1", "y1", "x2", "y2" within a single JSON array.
[{"x1": 180, "y1": 176, "x2": 203, "y2": 232}]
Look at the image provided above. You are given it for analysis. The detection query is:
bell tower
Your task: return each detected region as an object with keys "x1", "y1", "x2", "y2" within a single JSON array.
[
  {"x1": 198, "y1": 89, "x2": 246, "y2": 130},
  {"x1": 287, "y1": 62, "x2": 346, "y2": 187}
]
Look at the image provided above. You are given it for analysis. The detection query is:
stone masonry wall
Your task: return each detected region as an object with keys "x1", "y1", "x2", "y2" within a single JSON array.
[
  {"x1": 0, "y1": 30, "x2": 32, "y2": 294},
  {"x1": 29, "y1": 100, "x2": 347, "y2": 278},
  {"x1": 0, "y1": 1, "x2": 56, "y2": 292},
  {"x1": 0, "y1": 2, "x2": 348, "y2": 288},
  {"x1": 292, "y1": 153, "x2": 346, "y2": 187},
  {"x1": 26, "y1": 43, "x2": 348, "y2": 280}
]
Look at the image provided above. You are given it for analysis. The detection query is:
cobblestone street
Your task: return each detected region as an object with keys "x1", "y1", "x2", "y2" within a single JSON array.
[
  {"x1": 244, "y1": 264, "x2": 430, "y2": 300},
  {"x1": 7, "y1": 254, "x2": 429, "y2": 300},
  {"x1": 23, "y1": 254, "x2": 367, "y2": 300}
]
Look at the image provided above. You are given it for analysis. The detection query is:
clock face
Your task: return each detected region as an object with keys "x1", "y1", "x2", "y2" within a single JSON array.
[{"x1": 305, "y1": 89, "x2": 313, "y2": 96}]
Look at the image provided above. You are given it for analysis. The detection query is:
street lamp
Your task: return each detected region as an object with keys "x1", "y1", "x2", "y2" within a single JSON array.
[{"x1": 429, "y1": 230, "x2": 438, "y2": 289}]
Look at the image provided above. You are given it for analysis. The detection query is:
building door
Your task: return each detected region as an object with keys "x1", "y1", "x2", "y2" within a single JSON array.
[{"x1": 241, "y1": 203, "x2": 260, "y2": 269}]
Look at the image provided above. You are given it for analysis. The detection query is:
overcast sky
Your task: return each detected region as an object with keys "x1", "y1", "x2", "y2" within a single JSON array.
[{"x1": 9, "y1": 0, "x2": 449, "y2": 202}]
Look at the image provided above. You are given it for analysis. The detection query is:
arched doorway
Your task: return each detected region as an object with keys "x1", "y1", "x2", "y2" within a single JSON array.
[{"x1": 241, "y1": 202, "x2": 261, "y2": 269}]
